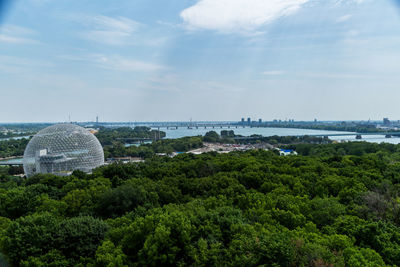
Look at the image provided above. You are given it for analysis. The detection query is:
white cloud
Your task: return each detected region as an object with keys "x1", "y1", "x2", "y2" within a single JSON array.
[
  {"x1": 2, "y1": 25, "x2": 36, "y2": 35},
  {"x1": 180, "y1": 0, "x2": 367, "y2": 33},
  {"x1": 333, "y1": 0, "x2": 364, "y2": 5},
  {"x1": 350, "y1": 0, "x2": 365, "y2": 3},
  {"x1": 0, "y1": 55, "x2": 53, "y2": 73},
  {"x1": 83, "y1": 30, "x2": 132, "y2": 45},
  {"x1": 0, "y1": 35, "x2": 38, "y2": 44},
  {"x1": 73, "y1": 15, "x2": 168, "y2": 46},
  {"x1": 180, "y1": 0, "x2": 309, "y2": 33},
  {"x1": 0, "y1": 25, "x2": 39, "y2": 44},
  {"x1": 262, "y1": 70, "x2": 285, "y2": 75},
  {"x1": 300, "y1": 71, "x2": 372, "y2": 79},
  {"x1": 29, "y1": 0, "x2": 53, "y2": 5},
  {"x1": 336, "y1": 14, "x2": 352, "y2": 23},
  {"x1": 93, "y1": 55, "x2": 164, "y2": 72},
  {"x1": 89, "y1": 15, "x2": 139, "y2": 33},
  {"x1": 60, "y1": 54, "x2": 164, "y2": 72},
  {"x1": 346, "y1": 30, "x2": 359, "y2": 36},
  {"x1": 78, "y1": 15, "x2": 140, "y2": 45}
]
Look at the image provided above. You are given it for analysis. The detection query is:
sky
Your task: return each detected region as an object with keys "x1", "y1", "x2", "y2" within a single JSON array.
[{"x1": 0, "y1": 0, "x2": 400, "y2": 122}]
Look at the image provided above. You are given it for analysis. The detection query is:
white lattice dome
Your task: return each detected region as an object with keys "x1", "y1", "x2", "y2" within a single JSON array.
[{"x1": 23, "y1": 124, "x2": 104, "y2": 177}]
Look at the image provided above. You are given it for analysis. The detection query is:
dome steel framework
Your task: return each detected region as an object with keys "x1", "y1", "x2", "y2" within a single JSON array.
[{"x1": 23, "y1": 124, "x2": 104, "y2": 177}]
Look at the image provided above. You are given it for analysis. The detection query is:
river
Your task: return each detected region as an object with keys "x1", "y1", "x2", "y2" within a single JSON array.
[
  {"x1": 0, "y1": 135, "x2": 31, "y2": 141},
  {"x1": 160, "y1": 127, "x2": 400, "y2": 144},
  {"x1": 1, "y1": 127, "x2": 400, "y2": 165},
  {"x1": 161, "y1": 127, "x2": 351, "y2": 139}
]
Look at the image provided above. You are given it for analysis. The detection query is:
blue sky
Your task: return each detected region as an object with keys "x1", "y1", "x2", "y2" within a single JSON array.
[{"x1": 0, "y1": 0, "x2": 400, "y2": 122}]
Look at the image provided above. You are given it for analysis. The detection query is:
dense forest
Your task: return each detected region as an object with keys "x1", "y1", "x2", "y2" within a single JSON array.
[
  {"x1": 104, "y1": 136, "x2": 203, "y2": 159},
  {"x1": 0, "y1": 132, "x2": 33, "y2": 139},
  {"x1": 0, "y1": 124, "x2": 48, "y2": 139},
  {"x1": 202, "y1": 131, "x2": 328, "y2": 145},
  {"x1": 0, "y1": 139, "x2": 29, "y2": 159},
  {"x1": 1, "y1": 142, "x2": 400, "y2": 266},
  {"x1": 103, "y1": 131, "x2": 328, "y2": 159},
  {"x1": 96, "y1": 127, "x2": 166, "y2": 146}
]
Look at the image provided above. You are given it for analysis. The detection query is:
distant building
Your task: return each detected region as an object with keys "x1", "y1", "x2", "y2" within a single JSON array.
[
  {"x1": 383, "y1": 118, "x2": 391, "y2": 126},
  {"x1": 87, "y1": 128, "x2": 99, "y2": 134},
  {"x1": 247, "y1": 118, "x2": 251, "y2": 124},
  {"x1": 258, "y1": 119, "x2": 262, "y2": 124},
  {"x1": 106, "y1": 157, "x2": 144, "y2": 164},
  {"x1": 277, "y1": 148, "x2": 298, "y2": 156},
  {"x1": 241, "y1": 118, "x2": 245, "y2": 124},
  {"x1": 23, "y1": 124, "x2": 104, "y2": 177}
]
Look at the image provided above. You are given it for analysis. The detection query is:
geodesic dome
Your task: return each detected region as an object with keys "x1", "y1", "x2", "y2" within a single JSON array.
[{"x1": 23, "y1": 124, "x2": 104, "y2": 177}]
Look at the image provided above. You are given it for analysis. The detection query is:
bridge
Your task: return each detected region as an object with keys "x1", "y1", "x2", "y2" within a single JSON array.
[
  {"x1": 99, "y1": 121, "x2": 248, "y2": 129},
  {"x1": 149, "y1": 124, "x2": 247, "y2": 130}
]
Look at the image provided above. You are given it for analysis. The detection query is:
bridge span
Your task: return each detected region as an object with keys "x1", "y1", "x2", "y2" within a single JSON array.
[{"x1": 149, "y1": 125, "x2": 248, "y2": 130}]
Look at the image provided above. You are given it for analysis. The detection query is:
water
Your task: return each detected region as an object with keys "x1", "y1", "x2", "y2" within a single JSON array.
[
  {"x1": 160, "y1": 127, "x2": 400, "y2": 144},
  {"x1": 125, "y1": 141, "x2": 152, "y2": 147},
  {"x1": 1, "y1": 128, "x2": 399, "y2": 165},
  {"x1": 161, "y1": 127, "x2": 353, "y2": 139},
  {"x1": 0, "y1": 158, "x2": 23, "y2": 165},
  {"x1": 0, "y1": 135, "x2": 30, "y2": 141},
  {"x1": 330, "y1": 135, "x2": 400, "y2": 144}
]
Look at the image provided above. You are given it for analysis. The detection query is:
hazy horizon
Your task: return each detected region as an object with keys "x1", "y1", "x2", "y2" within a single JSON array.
[
  {"x1": 1, "y1": 0, "x2": 400, "y2": 122},
  {"x1": 0, "y1": 119, "x2": 395, "y2": 125}
]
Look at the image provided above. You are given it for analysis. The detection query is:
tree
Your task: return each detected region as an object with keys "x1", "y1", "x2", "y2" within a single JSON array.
[
  {"x1": 1, "y1": 213, "x2": 58, "y2": 264},
  {"x1": 203, "y1": 131, "x2": 220, "y2": 142},
  {"x1": 55, "y1": 216, "x2": 109, "y2": 261},
  {"x1": 96, "y1": 183, "x2": 157, "y2": 218}
]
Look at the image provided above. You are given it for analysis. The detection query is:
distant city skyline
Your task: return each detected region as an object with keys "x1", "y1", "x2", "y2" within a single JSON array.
[
  {"x1": 1, "y1": 118, "x2": 397, "y2": 124},
  {"x1": 1, "y1": 0, "x2": 400, "y2": 122}
]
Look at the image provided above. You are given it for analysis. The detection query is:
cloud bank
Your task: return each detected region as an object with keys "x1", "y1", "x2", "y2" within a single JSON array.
[
  {"x1": 180, "y1": 0, "x2": 366, "y2": 33},
  {"x1": 180, "y1": 0, "x2": 309, "y2": 33}
]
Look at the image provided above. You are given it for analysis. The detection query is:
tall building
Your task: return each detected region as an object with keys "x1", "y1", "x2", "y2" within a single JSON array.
[
  {"x1": 383, "y1": 118, "x2": 391, "y2": 126},
  {"x1": 258, "y1": 119, "x2": 262, "y2": 124},
  {"x1": 247, "y1": 117, "x2": 251, "y2": 124},
  {"x1": 241, "y1": 118, "x2": 245, "y2": 124}
]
